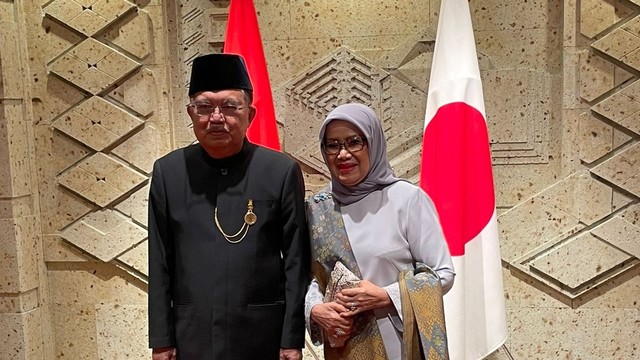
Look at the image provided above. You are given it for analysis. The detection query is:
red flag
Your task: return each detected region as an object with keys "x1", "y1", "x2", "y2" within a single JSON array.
[
  {"x1": 224, "y1": 0, "x2": 281, "y2": 151},
  {"x1": 420, "y1": 0, "x2": 507, "y2": 359}
]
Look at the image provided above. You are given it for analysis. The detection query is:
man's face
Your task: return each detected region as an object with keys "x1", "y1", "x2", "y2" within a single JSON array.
[{"x1": 187, "y1": 89, "x2": 255, "y2": 158}]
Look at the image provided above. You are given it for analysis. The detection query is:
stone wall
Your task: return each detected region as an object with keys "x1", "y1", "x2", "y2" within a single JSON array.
[{"x1": 0, "y1": 0, "x2": 638, "y2": 359}]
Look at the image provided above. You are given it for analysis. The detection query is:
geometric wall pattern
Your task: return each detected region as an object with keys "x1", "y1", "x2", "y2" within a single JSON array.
[
  {"x1": 52, "y1": 96, "x2": 143, "y2": 151},
  {"x1": 41, "y1": 0, "x2": 153, "y2": 280},
  {"x1": 501, "y1": 2, "x2": 640, "y2": 308},
  {"x1": 48, "y1": 38, "x2": 140, "y2": 95},
  {"x1": 285, "y1": 46, "x2": 424, "y2": 183},
  {"x1": 5, "y1": 0, "x2": 639, "y2": 359},
  {"x1": 57, "y1": 152, "x2": 147, "y2": 207},
  {"x1": 43, "y1": 0, "x2": 135, "y2": 37},
  {"x1": 285, "y1": 47, "x2": 392, "y2": 176}
]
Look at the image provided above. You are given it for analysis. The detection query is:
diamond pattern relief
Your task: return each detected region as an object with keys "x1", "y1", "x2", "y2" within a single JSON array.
[
  {"x1": 101, "y1": 10, "x2": 151, "y2": 59},
  {"x1": 61, "y1": 209, "x2": 146, "y2": 262},
  {"x1": 579, "y1": 0, "x2": 633, "y2": 39},
  {"x1": 285, "y1": 46, "x2": 392, "y2": 175},
  {"x1": 44, "y1": 0, "x2": 135, "y2": 36},
  {"x1": 108, "y1": 68, "x2": 156, "y2": 117},
  {"x1": 579, "y1": 112, "x2": 614, "y2": 164},
  {"x1": 58, "y1": 152, "x2": 147, "y2": 207},
  {"x1": 591, "y1": 216, "x2": 640, "y2": 258},
  {"x1": 529, "y1": 233, "x2": 632, "y2": 291},
  {"x1": 591, "y1": 142, "x2": 640, "y2": 198},
  {"x1": 591, "y1": 79, "x2": 640, "y2": 136},
  {"x1": 285, "y1": 46, "x2": 389, "y2": 115},
  {"x1": 53, "y1": 96, "x2": 143, "y2": 151},
  {"x1": 579, "y1": 51, "x2": 617, "y2": 102},
  {"x1": 114, "y1": 183, "x2": 149, "y2": 228},
  {"x1": 117, "y1": 240, "x2": 148, "y2": 277},
  {"x1": 592, "y1": 15, "x2": 640, "y2": 72},
  {"x1": 49, "y1": 38, "x2": 140, "y2": 94}
]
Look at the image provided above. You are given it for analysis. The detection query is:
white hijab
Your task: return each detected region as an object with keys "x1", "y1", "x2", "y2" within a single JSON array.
[{"x1": 319, "y1": 103, "x2": 401, "y2": 205}]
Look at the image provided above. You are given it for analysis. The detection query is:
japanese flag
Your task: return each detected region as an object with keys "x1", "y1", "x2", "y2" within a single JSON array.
[{"x1": 420, "y1": 0, "x2": 508, "y2": 359}]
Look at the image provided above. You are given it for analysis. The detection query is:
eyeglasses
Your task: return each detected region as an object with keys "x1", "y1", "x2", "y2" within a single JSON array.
[
  {"x1": 322, "y1": 136, "x2": 366, "y2": 155},
  {"x1": 188, "y1": 102, "x2": 245, "y2": 117}
]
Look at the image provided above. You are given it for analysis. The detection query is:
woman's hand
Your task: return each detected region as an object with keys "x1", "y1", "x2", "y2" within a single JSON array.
[
  {"x1": 310, "y1": 302, "x2": 354, "y2": 340},
  {"x1": 335, "y1": 280, "x2": 391, "y2": 316}
]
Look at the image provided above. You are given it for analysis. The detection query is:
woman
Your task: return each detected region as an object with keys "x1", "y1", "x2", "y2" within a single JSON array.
[{"x1": 305, "y1": 103, "x2": 455, "y2": 360}]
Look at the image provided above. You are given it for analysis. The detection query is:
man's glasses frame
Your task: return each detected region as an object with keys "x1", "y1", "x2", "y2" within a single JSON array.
[{"x1": 188, "y1": 102, "x2": 245, "y2": 117}]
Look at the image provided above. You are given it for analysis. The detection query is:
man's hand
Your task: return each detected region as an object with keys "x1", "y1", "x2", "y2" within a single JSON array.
[
  {"x1": 152, "y1": 347, "x2": 176, "y2": 360},
  {"x1": 279, "y1": 348, "x2": 302, "y2": 360}
]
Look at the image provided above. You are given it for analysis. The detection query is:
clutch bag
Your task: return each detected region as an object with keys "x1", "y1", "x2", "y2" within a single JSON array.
[{"x1": 323, "y1": 261, "x2": 361, "y2": 348}]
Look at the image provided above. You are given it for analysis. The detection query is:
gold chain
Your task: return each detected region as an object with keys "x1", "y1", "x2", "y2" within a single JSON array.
[{"x1": 213, "y1": 199, "x2": 256, "y2": 244}]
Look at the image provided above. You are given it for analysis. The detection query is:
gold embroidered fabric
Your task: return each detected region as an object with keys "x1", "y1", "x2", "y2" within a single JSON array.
[
  {"x1": 306, "y1": 192, "x2": 389, "y2": 360},
  {"x1": 399, "y1": 265, "x2": 449, "y2": 360}
]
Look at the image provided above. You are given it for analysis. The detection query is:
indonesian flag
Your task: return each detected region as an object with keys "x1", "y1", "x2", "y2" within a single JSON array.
[
  {"x1": 420, "y1": 0, "x2": 508, "y2": 359},
  {"x1": 224, "y1": 0, "x2": 281, "y2": 151}
]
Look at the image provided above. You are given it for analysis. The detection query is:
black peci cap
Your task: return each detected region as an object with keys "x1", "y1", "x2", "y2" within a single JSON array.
[{"x1": 188, "y1": 53, "x2": 253, "y2": 96}]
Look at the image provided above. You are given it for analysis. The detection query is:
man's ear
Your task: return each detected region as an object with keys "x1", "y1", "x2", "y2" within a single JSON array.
[
  {"x1": 186, "y1": 103, "x2": 195, "y2": 117},
  {"x1": 247, "y1": 106, "x2": 257, "y2": 125}
]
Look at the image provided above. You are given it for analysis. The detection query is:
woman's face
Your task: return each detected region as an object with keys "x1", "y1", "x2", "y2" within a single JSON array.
[{"x1": 323, "y1": 120, "x2": 370, "y2": 187}]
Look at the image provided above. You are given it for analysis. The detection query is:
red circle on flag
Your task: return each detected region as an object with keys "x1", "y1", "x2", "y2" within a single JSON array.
[{"x1": 420, "y1": 102, "x2": 495, "y2": 256}]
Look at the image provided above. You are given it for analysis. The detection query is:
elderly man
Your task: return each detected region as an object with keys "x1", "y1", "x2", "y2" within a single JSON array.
[{"x1": 148, "y1": 53, "x2": 310, "y2": 360}]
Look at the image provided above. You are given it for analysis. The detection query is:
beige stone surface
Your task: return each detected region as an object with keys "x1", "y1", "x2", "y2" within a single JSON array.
[
  {"x1": 0, "y1": 310, "x2": 44, "y2": 360},
  {"x1": 591, "y1": 79, "x2": 640, "y2": 136},
  {"x1": 498, "y1": 197, "x2": 584, "y2": 262},
  {"x1": 43, "y1": 235, "x2": 88, "y2": 262},
  {"x1": 537, "y1": 171, "x2": 618, "y2": 225},
  {"x1": 579, "y1": 49, "x2": 616, "y2": 102},
  {"x1": 61, "y1": 209, "x2": 146, "y2": 262},
  {"x1": 579, "y1": 0, "x2": 633, "y2": 39},
  {"x1": 591, "y1": 142, "x2": 640, "y2": 197},
  {"x1": 0, "y1": 2, "x2": 13, "y2": 23},
  {"x1": 508, "y1": 307, "x2": 640, "y2": 359},
  {"x1": 58, "y1": 152, "x2": 147, "y2": 207},
  {"x1": 0, "y1": 289, "x2": 38, "y2": 313},
  {"x1": 51, "y1": 304, "x2": 99, "y2": 359},
  {"x1": 0, "y1": 102, "x2": 32, "y2": 198},
  {"x1": 0, "y1": 21, "x2": 24, "y2": 99},
  {"x1": 48, "y1": 38, "x2": 140, "y2": 94},
  {"x1": 96, "y1": 304, "x2": 148, "y2": 359},
  {"x1": 111, "y1": 124, "x2": 160, "y2": 174},
  {"x1": 0, "y1": 0, "x2": 638, "y2": 359},
  {"x1": 579, "y1": 111, "x2": 614, "y2": 164},
  {"x1": 53, "y1": 96, "x2": 143, "y2": 151},
  {"x1": 591, "y1": 216, "x2": 640, "y2": 258},
  {"x1": 475, "y1": 28, "x2": 563, "y2": 71},
  {"x1": 114, "y1": 183, "x2": 150, "y2": 227},
  {"x1": 48, "y1": 263, "x2": 146, "y2": 306},
  {"x1": 289, "y1": 0, "x2": 431, "y2": 40},
  {"x1": 530, "y1": 232, "x2": 631, "y2": 290},
  {"x1": 0, "y1": 217, "x2": 40, "y2": 293},
  {"x1": 117, "y1": 240, "x2": 148, "y2": 277}
]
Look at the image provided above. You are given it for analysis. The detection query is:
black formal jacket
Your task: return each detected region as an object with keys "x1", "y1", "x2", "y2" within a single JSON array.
[{"x1": 148, "y1": 140, "x2": 310, "y2": 359}]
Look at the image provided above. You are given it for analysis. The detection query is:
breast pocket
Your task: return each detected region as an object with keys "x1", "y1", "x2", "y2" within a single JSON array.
[
  {"x1": 250, "y1": 199, "x2": 277, "y2": 228},
  {"x1": 248, "y1": 199, "x2": 286, "y2": 303}
]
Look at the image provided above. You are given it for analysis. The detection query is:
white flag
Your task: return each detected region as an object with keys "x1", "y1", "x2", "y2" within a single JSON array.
[{"x1": 419, "y1": 0, "x2": 508, "y2": 359}]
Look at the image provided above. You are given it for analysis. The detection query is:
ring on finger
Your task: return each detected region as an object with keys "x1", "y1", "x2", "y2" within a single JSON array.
[{"x1": 350, "y1": 301, "x2": 356, "y2": 311}]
